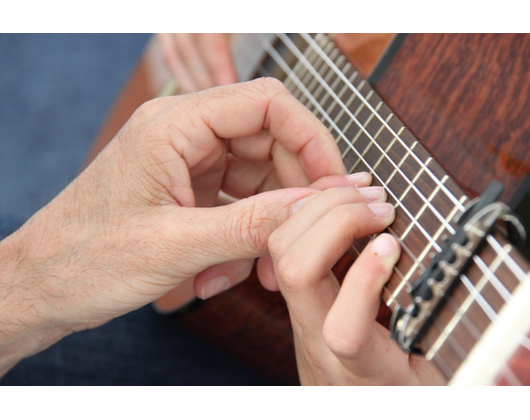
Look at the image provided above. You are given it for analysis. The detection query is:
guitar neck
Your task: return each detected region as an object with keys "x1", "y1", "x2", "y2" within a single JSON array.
[{"x1": 233, "y1": 33, "x2": 530, "y2": 384}]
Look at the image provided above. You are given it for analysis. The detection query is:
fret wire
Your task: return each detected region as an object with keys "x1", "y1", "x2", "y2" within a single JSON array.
[
  {"x1": 251, "y1": 41, "x2": 416, "y2": 306},
  {"x1": 376, "y1": 128, "x2": 409, "y2": 183},
  {"x1": 263, "y1": 35, "x2": 444, "y2": 254},
  {"x1": 272, "y1": 33, "x2": 530, "y2": 313},
  {"x1": 297, "y1": 33, "x2": 529, "y2": 288},
  {"x1": 284, "y1": 40, "x2": 321, "y2": 97},
  {"x1": 302, "y1": 45, "x2": 340, "y2": 113},
  {"x1": 261, "y1": 36, "x2": 461, "y2": 273},
  {"x1": 241, "y1": 32, "x2": 524, "y2": 377},
  {"x1": 341, "y1": 86, "x2": 371, "y2": 160},
  {"x1": 277, "y1": 33, "x2": 461, "y2": 243},
  {"x1": 319, "y1": 79, "x2": 425, "y2": 286},
  {"x1": 258, "y1": 35, "x2": 530, "y2": 365},
  {"x1": 371, "y1": 129, "x2": 400, "y2": 173},
  {"x1": 264, "y1": 34, "x2": 520, "y2": 302},
  {"x1": 299, "y1": 33, "x2": 465, "y2": 211},
  {"x1": 259, "y1": 37, "x2": 440, "y2": 258},
  {"x1": 426, "y1": 246, "x2": 529, "y2": 386},
  {"x1": 295, "y1": 49, "x2": 340, "y2": 113},
  {"x1": 184, "y1": 38, "x2": 483, "y2": 378},
  {"x1": 388, "y1": 244, "x2": 521, "y2": 382},
  {"x1": 314, "y1": 57, "x2": 347, "y2": 122},
  {"x1": 260, "y1": 37, "x2": 453, "y2": 316},
  {"x1": 328, "y1": 79, "x2": 371, "y2": 156},
  {"x1": 322, "y1": 74, "x2": 361, "y2": 154},
  {"x1": 429, "y1": 247, "x2": 530, "y2": 362},
  {"x1": 350, "y1": 103, "x2": 390, "y2": 173},
  {"x1": 297, "y1": 35, "x2": 334, "y2": 99},
  {"x1": 327, "y1": 70, "x2": 357, "y2": 130},
  {"x1": 399, "y1": 173, "x2": 447, "y2": 242},
  {"x1": 242, "y1": 45, "x2": 420, "y2": 299},
  {"x1": 328, "y1": 76, "x2": 363, "y2": 134},
  {"x1": 327, "y1": 74, "x2": 357, "y2": 147},
  {"x1": 389, "y1": 197, "x2": 451, "y2": 299},
  {"x1": 433, "y1": 349, "x2": 457, "y2": 379}
]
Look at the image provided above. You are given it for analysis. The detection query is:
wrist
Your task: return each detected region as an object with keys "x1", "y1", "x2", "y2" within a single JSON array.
[{"x1": 0, "y1": 222, "x2": 71, "y2": 377}]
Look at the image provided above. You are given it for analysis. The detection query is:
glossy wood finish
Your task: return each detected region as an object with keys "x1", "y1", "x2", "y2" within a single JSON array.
[
  {"x1": 373, "y1": 33, "x2": 530, "y2": 383},
  {"x1": 373, "y1": 34, "x2": 530, "y2": 203}
]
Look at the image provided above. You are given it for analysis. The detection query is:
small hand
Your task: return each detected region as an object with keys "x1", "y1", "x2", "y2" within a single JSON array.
[{"x1": 264, "y1": 185, "x2": 447, "y2": 385}]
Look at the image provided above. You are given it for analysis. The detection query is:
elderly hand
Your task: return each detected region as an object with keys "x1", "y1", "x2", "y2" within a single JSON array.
[{"x1": 0, "y1": 78, "x2": 349, "y2": 376}]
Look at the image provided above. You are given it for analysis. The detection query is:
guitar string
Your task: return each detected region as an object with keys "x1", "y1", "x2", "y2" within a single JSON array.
[
  {"x1": 242, "y1": 40, "x2": 471, "y2": 379},
  {"x1": 282, "y1": 36, "x2": 519, "y2": 307},
  {"x1": 299, "y1": 33, "x2": 463, "y2": 210},
  {"x1": 257, "y1": 35, "x2": 530, "y2": 362},
  {"x1": 258, "y1": 34, "x2": 520, "y2": 377},
  {"x1": 300, "y1": 33, "x2": 529, "y2": 297},
  {"x1": 234, "y1": 34, "x2": 527, "y2": 381},
  {"x1": 262, "y1": 32, "x2": 528, "y2": 342},
  {"x1": 263, "y1": 34, "x2": 527, "y2": 299},
  {"x1": 248, "y1": 40, "x2": 493, "y2": 381},
  {"x1": 277, "y1": 33, "x2": 528, "y2": 288},
  {"x1": 274, "y1": 37, "x2": 530, "y2": 349},
  {"x1": 282, "y1": 34, "x2": 529, "y2": 354},
  {"x1": 245, "y1": 36, "x2": 421, "y2": 283}
]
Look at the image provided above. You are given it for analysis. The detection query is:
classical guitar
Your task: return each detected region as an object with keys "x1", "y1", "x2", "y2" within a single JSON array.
[{"x1": 93, "y1": 34, "x2": 530, "y2": 385}]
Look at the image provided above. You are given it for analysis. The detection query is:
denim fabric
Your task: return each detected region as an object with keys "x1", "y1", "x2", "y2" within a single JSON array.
[
  {"x1": 0, "y1": 34, "x2": 270, "y2": 386},
  {"x1": 0, "y1": 305, "x2": 270, "y2": 386},
  {"x1": 0, "y1": 216, "x2": 21, "y2": 240},
  {"x1": 0, "y1": 216, "x2": 269, "y2": 385}
]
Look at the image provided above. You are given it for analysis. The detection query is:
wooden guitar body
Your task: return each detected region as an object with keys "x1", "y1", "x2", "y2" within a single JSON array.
[
  {"x1": 372, "y1": 33, "x2": 530, "y2": 386},
  {"x1": 93, "y1": 34, "x2": 530, "y2": 385}
]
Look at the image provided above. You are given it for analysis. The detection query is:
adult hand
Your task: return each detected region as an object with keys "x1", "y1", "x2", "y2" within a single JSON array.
[
  {"x1": 158, "y1": 33, "x2": 237, "y2": 92},
  {"x1": 264, "y1": 189, "x2": 447, "y2": 385},
  {"x1": 0, "y1": 78, "x2": 348, "y2": 376}
]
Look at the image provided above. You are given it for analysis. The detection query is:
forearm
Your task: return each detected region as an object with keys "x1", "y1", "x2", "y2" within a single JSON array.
[{"x1": 0, "y1": 225, "x2": 70, "y2": 378}]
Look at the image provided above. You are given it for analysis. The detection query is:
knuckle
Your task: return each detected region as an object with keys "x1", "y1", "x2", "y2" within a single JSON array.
[
  {"x1": 256, "y1": 77, "x2": 288, "y2": 95},
  {"x1": 133, "y1": 98, "x2": 163, "y2": 120},
  {"x1": 322, "y1": 322, "x2": 364, "y2": 359},
  {"x1": 328, "y1": 203, "x2": 357, "y2": 222},
  {"x1": 267, "y1": 229, "x2": 288, "y2": 259},
  {"x1": 276, "y1": 254, "x2": 304, "y2": 292}
]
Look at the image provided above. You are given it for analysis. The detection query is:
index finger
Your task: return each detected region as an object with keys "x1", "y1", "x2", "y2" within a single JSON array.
[{"x1": 189, "y1": 78, "x2": 346, "y2": 182}]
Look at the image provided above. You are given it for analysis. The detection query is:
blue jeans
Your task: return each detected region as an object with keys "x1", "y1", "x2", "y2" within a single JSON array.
[{"x1": 0, "y1": 219, "x2": 269, "y2": 385}]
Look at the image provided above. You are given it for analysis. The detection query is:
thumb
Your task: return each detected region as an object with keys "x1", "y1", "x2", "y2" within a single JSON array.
[{"x1": 178, "y1": 187, "x2": 318, "y2": 271}]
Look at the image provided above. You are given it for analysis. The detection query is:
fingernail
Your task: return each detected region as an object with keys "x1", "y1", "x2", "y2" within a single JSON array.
[
  {"x1": 368, "y1": 202, "x2": 394, "y2": 218},
  {"x1": 372, "y1": 233, "x2": 398, "y2": 256},
  {"x1": 346, "y1": 172, "x2": 370, "y2": 185},
  {"x1": 290, "y1": 194, "x2": 316, "y2": 217},
  {"x1": 358, "y1": 186, "x2": 385, "y2": 202},
  {"x1": 200, "y1": 276, "x2": 230, "y2": 300}
]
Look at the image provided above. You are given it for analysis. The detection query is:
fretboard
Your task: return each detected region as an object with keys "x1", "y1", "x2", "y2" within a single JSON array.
[{"x1": 233, "y1": 33, "x2": 530, "y2": 383}]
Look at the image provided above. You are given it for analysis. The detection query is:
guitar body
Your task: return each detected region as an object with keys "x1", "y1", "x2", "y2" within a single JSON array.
[
  {"x1": 93, "y1": 34, "x2": 530, "y2": 385},
  {"x1": 373, "y1": 33, "x2": 530, "y2": 202},
  {"x1": 371, "y1": 33, "x2": 530, "y2": 385}
]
